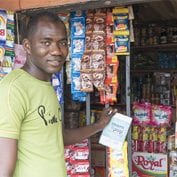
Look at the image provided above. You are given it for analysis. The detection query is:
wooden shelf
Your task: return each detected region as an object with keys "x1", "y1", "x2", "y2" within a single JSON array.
[
  {"x1": 131, "y1": 69, "x2": 177, "y2": 73},
  {"x1": 131, "y1": 43, "x2": 177, "y2": 52}
]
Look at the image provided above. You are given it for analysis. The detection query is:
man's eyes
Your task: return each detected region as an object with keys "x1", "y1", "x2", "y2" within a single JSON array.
[
  {"x1": 58, "y1": 41, "x2": 68, "y2": 46},
  {"x1": 41, "y1": 40, "x2": 68, "y2": 47},
  {"x1": 41, "y1": 41, "x2": 51, "y2": 46}
]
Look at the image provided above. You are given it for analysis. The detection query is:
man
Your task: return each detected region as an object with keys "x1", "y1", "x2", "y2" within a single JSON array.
[{"x1": 0, "y1": 11, "x2": 116, "y2": 177}]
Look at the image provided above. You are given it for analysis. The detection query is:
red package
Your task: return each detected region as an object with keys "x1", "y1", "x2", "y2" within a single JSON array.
[{"x1": 70, "y1": 160, "x2": 90, "y2": 174}]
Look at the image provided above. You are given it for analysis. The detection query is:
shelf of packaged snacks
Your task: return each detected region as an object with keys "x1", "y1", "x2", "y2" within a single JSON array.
[
  {"x1": 90, "y1": 102, "x2": 127, "y2": 108},
  {"x1": 130, "y1": 69, "x2": 177, "y2": 73},
  {"x1": 131, "y1": 43, "x2": 177, "y2": 51}
]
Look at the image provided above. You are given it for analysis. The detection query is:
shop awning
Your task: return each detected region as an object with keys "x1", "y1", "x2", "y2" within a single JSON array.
[{"x1": 0, "y1": 0, "x2": 162, "y2": 11}]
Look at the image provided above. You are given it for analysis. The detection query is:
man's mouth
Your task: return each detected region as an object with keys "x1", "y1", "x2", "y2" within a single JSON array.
[{"x1": 47, "y1": 60, "x2": 62, "y2": 67}]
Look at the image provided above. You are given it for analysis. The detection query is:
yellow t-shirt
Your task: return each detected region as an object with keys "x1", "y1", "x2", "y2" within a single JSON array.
[{"x1": 0, "y1": 69, "x2": 67, "y2": 177}]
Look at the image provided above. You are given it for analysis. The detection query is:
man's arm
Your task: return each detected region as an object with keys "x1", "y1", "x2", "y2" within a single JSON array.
[
  {"x1": 63, "y1": 107, "x2": 117, "y2": 146},
  {"x1": 0, "y1": 138, "x2": 17, "y2": 177}
]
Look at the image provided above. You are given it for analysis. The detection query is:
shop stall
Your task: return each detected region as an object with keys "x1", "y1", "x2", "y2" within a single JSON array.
[{"x1": 1, "y1": 0, "x2": 177, "y2": 176}]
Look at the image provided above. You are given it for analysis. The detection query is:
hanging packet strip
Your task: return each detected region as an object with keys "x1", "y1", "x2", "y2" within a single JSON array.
[
  {"x1": 70, "y1": 10, "x2": 86, "y2": 102},
  {"x1": 112, "y1": 7, "x2": 130, "y2": 56}
]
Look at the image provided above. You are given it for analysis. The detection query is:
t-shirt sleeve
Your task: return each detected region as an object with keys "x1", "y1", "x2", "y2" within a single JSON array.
[{"x1": 0, "y1": 82, "x2": 27, "y2": 139}]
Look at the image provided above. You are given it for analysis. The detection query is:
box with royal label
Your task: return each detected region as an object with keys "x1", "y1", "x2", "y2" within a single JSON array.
[{"x1": 132, "y1": 152, "x2": 168, "y2": 177}]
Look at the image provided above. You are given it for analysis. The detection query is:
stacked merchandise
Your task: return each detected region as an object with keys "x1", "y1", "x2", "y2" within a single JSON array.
[
  {"x1": 64, "y1": 7, "x2": 132, "y2": 105},
  {"x1": 63, "y1": 7, "x2": 131, "y2": 177},
  {"x1": 0, "y1": 10, "x2": 15, "y2": 80},
  {"x1": 132, "y1": 102, "x2": 172, "y2": 177},
  {"x1": 134, "y1": 23, "x2": 177, "y2": 47},
  {"x1": 131, "y1": 71, "x2": 172, "y2": 106},
  {"x1": 65, "y1": 139, "x2": 90, "y2": 177}
]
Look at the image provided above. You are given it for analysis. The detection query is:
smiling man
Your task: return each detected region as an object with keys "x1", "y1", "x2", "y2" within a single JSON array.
[{"x1": 0, "y1": 11, "x2": 117, "y2": 177}]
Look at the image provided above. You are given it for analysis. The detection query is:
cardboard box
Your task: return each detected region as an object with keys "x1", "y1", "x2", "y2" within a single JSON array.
[{"x1": 132, "y1": 152, "x2": 168, "y2": 177}]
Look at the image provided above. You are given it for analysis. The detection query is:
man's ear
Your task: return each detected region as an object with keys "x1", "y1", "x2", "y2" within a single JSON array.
[{"x1": 22, "y1": 38, "x2": 31, "y2": 54}]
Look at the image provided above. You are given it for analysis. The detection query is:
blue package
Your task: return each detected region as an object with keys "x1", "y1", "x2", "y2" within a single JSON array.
[
  {"x1": 72, "y1": 93, "x2": 86, "y2": 102},
  {"x1": 71, "y1": 54, "x2": 82, "y2": 74},
  {"x1": 71, "y1": 17, "x2": 85, "y2": 38},
  {"x1": 114, "y1": 36, "x2": 129, "y2": 54},
  {"x1": 71, "y1": 73, "x2": 81, "y2": 92},
  {"x1": 70, "y1": 10, "x2": 86, "y2": 18},
  {"x1": 51, "y1": 72, "x2": 64, "y2": 104},
  {"x1": 114, "y1": 14, "x2": 129, "y2": 31},
  {"x1": 71, "y1": 38, "x2": 85, "y2": 54}
]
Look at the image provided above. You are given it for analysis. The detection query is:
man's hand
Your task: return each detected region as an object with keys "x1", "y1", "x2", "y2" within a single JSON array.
[
  {"x1": 63, "y1": 107, "x2": 117, "y2": 146},
  {"x1": 94, "y1": 107, "x2": 117, "y2": 131}
]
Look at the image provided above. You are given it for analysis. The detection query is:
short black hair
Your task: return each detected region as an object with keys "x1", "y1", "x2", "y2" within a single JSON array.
[{"x1": 25, "y1": 11, "x2": 65, "y2": 39}]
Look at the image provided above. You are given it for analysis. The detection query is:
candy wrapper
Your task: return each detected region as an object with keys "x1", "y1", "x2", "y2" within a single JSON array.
[
  {"x1": 80, "y1": 72, "x2": 93, "y2": 92},
  {"x1": 71, "y1": 73, "x2": 81, "y2": 92},
  {"x1": 81, "y1": 52, "x2": 91, "y2": 71},
  {"x1": 71, "y1": 38, "x2": 85, "y2": 55},
  {"x1": 91, "y1": 51, "x2": 105, "y2": 71},
  {"x1": 85, "y1": 34, "x2": 92, "y2": 51},
  {"x1": 92, "y1": 32, "x2": 105, "y2": 51},
  {"x1": 92, "y1": 71, "x2": 105, "y2": 91},
  {"x1": 114, "y1": 35, "x2": 129, "y2": 55},
  {"x1": 71, "y1": 54, "x2": 82, "y2": 73},
  {"x1": 71, "y1": 17, "x2": 85, "y2": 38}
]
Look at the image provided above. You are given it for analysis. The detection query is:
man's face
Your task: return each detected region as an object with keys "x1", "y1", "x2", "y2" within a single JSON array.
[{"x1": 24, "y1": 19, "x2": 68, "y2": 79}]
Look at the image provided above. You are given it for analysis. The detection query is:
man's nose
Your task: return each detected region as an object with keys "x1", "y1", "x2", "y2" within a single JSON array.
[{"x1": 50, "y1": 43, "x2": 62, "y2": 55}]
